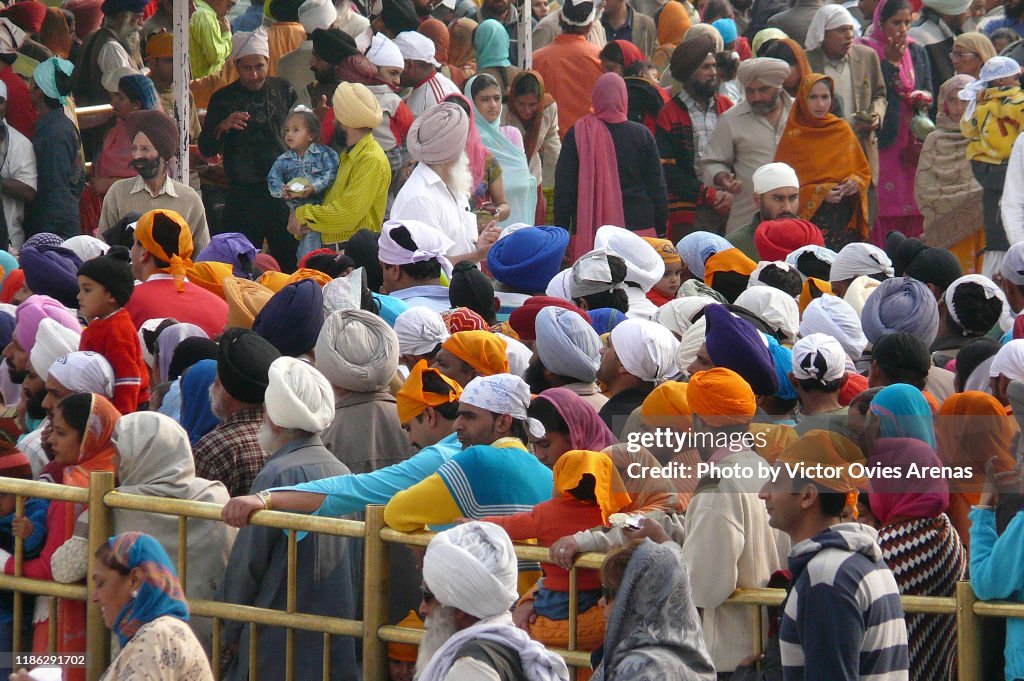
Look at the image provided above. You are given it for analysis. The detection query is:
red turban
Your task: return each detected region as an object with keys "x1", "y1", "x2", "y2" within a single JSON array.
[
  {"x1": 754, "y1": 218, "x2": 824, "y2": 262},
  {"x1": 3, "y1": 1, "x2": 46, "y2": 33},
  {"x1": 508, "y1": 296, "x2": 590, "y2": 341}
]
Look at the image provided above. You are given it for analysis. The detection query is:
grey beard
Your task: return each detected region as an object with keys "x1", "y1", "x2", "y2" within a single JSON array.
[
  {"x1": 113, "y1": 19, "x2": 143, "y2": 64},
  {"x1": 433, "y1": 152, "x2": 472, "y2": 201},
  {"x1": 416, "y1": 605, "x2": 460, "y2": 677}
]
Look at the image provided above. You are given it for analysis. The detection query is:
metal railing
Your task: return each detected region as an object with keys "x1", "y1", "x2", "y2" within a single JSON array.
[{"x1": 0, "y1": 472, "x2": 1014, "y2": 679}]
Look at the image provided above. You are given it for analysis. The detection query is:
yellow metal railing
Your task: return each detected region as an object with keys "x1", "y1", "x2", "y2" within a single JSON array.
[{"x1": 0, "y1": 472, "x2": 1016, "y2": 680}]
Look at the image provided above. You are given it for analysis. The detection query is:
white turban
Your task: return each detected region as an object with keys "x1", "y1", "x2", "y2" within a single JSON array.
[
  {"x1": 800, "y1": 295, "x2": 867, "y2": 359},
  {"x1": 461, "y1": 373, "x2": 532, "y2": 420},
  {"x1": 394, "y1": 30, "x2": 440, "y2": 66},
  {"x1": 322, "y1": 268, "x2": 364, "y2": 316},
  {"x1": 47, "y1": 351, "x2": 115, "y2": 398},
  {"x1": 545, "y1": 269, "x2": 573, "y2": 301},
  {"x1": 394, "y1": 307, "x2": 449, "y2": 356},
  {"x1": 752, "y1": 162, "x2": 799, "y2": 195},
  {"x1": 30, "y1": 318, "x2": 81, "y2": 382},
  {"x1": 791, "y1": 333, "x2": 846, "y2": 382},
  {"x1": 232, "y1": 27, "x2": 270, "y2": 61},
  {"x1": 535, "y1": 306, "x2": 601, "y2": 383},
  {"x1": 748, "y1": 260, "x2": 799, "y2": 288},
  {"x1": 265, "y1": 357, "x2": 335, "y2": 433},
  {"x1": 62, "y1": 235, "x2": 109, "y2": 262},
  {"x1": 366, "y1": 32, "x2": 404, "y2": 69},
  {"x1": 785, "y1": 245, "x2": 836, "y2": 271},
  {"x1": 675, "y1": 318, "x2": 707, "y2": 374},
  {"x1": 829, "y1": 243, "x2": 893, "y2": 283},
  {"x1": 422, "y1": 521, "x2": 520, "y2": 618},
  {"x1": 734, "y1": 287, "x2": 799, "y2": 344},
  {"x1": 594, "y1": 225, "x2": 665, "y2": 292},
  {"x1": 610, "y1": 319, "x2": 680, "y2": 383},
  {"x1": 843, "y1": 275, "x2": 880, "y2": 316},
  {"x1": 805, "y1": 4, "x2": 860, "y2": 51},
  {"x1": 569, "y1": 249, "x2": 627, "y2": 299},
  {"x1": 992, "y1": 339, "x2": 1024, "y2": 380},
  {"x1": 298, "y1": 0, "x2": 338, "y2": 33},
  {"x1": 1001, "y1": 242, "x2": 1024, "y2": 286},
  {"x1": 315, "y1": 309, "x2": 399, "y2": 392},
  {"x1": 138, "y1": 318, "x2": 170, "y2": 369},
  {"x1": 378, "y1": 219, "x2": 454, "y2": 278},
  {"x1": 945, "y1": 274, "x2": 1012, "y2": 333},
  {"x1": 498, "y1": 334, "x2": 532, "y2": 378},
  {"x1": 656, "y1": 296, "x2": 714, "y2": 336}
]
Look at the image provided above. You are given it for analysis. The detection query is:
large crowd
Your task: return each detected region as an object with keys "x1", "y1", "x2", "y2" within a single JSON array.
[{"x1": 0, "y1": 0, "x2": 1020, "y2": 678}]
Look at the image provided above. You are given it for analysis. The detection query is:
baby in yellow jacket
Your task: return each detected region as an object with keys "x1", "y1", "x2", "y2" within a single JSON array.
[{"x1": 961, "y1": 56, "x2": 1024, "y2": 164}]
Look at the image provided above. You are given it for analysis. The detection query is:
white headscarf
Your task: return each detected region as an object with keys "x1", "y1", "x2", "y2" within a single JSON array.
[
  {"x1": 785, "y1": 244, "x2": 837, "y2": 271},
  {"x1": 610, "y1": 319, "x2": 680, "y2": 383},
  {"x1": 298, "y1": 0, "x2": 338, "y2": 32},
  {"x1": 675, "y1": 318, "x2": 707, "y2": 375},
  {"x1": 805, "y1": 4, "x2": 860, "y2": 51},
  {"x1": 800, "y1": 295, "x2": 867, "y2": 359},
  {"x1": 30, "y1": 318, "x2": 81, "y2": 381},
  {"x1": 960, "y1": 56, "x2": 1021, "y2": 119},
  {"x1": 322, "y1": 268, "x2": 364, "y2": 316},
  {"x1": 829, "y1": 243, "x2": 893, "y2": 283},
  {"x1": 791, "y1": 333, "x2": 846, "y2": 382},
  {"x1": 944, "y1": 274, "x2": 1012, "y2": 334},
  {"x1": 734, "y1": 287, "x2": 799, "y2": 344},
  {"x1": 656, "y1": 297, "x2": 714, "y2": 337},
  {"x1": 62, "y1": 235, "x2": 109, "y2": 262},
  {"x1": 535, "y1": 306, "x2": 601, "y2": 383},
  {"x1": 394, "y1": 307, "x2": 450, "y2": 356},
  {"x1": 545, "y1": 269, "x2": 573, "y2": 301},
  {"x1": 991, "y1": 339, "x2": 1024, "y2": 381},
  {"x1": 569, "y1": 249, "x2": 627, "y2": 299},
  {"x1": 366, "y1": 31, "x2": 404, "y2": 69},
  {"x1": 498, "y1": 334, "x2": 533, "y2": 378},
  {"x1": 377, "y1": 219, "x2": 454, "y2": 278},
  {"x1": 460, "y1": 373, "x2": 531, "y2": 420},
  {"x1": 47, "y1": 351, "x2": 115, "y2": 398},
  {"x1": 265, "y1": 357, "x2": 335, "y2": 433},
  {"x1": 594, "y1": 226, "x2": 665, "y2": 292},
  {"x1": 315, "y1": 309, "x2": 399, "y2": 392}
]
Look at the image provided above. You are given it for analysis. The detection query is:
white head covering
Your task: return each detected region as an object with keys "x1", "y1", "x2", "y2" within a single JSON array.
[
  {"x1": 394, "y1": 30, "x2": 440, "y2": 67},
  {"x1": 748, "y1": 260, "x2": 799, "y2": 288},
  {"x1": 29, "y1": 318, "x2": 82, "y2": 382},
  {"x1": 422, "y1": 521, "x2": 520, "y2": 618},
  {"x1": 959, "y1": 56, "x2": 1021, "y2": 119},
  {"x1": 315, "y1": 309, "x2": 399, "y2": 392},
  {"x1": 138, "y1": 317, "x2": 170, "y2": 369},
  {"x1": 497, "y1": 334, "x2": 532, "y2": 377},
  {"x1": 47, "y1": 351, "x2": 115, "y2": 397},
  {"x1": 800, "y1": 295, "x2": 867, "y2": 359},
  {"x1": 232, "y1": 27, "x2": 270, "y2": 61},
  {"x1": 322, "y1": 268, "x2": 364, "y2": 316},
  {"x1": 535, "y1": 306, "x2": 601, "y2": 383},
  {"x1": 594, "y1": 226, "x2": 665, "y2": 291},
  {"x1": 378, "y1": 219, "x2": 454, "y2": 278},
  {"x1": 62, "y1": 235, "x2": 109, "y2": 262},
  {"x1": 843, "y1": 275, "x2": 881, "y2": 316},
  {"x1": 656, "y1": 297, "x2": 714, "y2": 337},
  {"x1": 394, "y1": 307, "x2": 450, "y2": 356},
  {"x1": 367, "y1": 32, "x2": 405, "y2": 69},
  {"x1": 805, "y1": 4, "x2": 860, "y2": 51},
  {"x1": 460, "y1": 373, "x2": 542, "y2": 436},
  {"x1": 829, "y1": 243, "x2": 893, "y2": 283},
  {"x1": 966, "y1": 356, "x2": 996, "y2": 393},
  {"x1": 1001, "y1": 242, "x2": 1024, "y2": 286},
  {"x1": 944, "y1": 274, "x2": 1012, "y2": 333},
  {"x1": 752, "y1": 162, "x2": 799, "y2": 194},
  {"x1": 675, "y1": 318, "x2": 707, "y2": 374},
  {"x1": 545, "y1": 269, "x2": 573, "y2": 301},
  {"x1": 791, "y1": 333, "x2": 846, "y2": 382},
  {"x1": 610, "y1": 319, "x2": 680, "y2": 383},
  {"x1": 265, "y1": 357, "x2": 335, "y2": 432},
  {"x1": 991, "y1": 339, "x2": 1024, "y2": 380},
  {"x1": 569, "y1": 249, "x2": 627, "y2": 299},
  {"x1": 923, "y1": 0, "x2": 971, "y2": 13},
  {"x1": 785, "y1": 244, "x2": 836, "y2": 272},
  {"x1": 298, "y1": 0, "x2": 338, "y2": 33},
  {"x1": 561, "y1": 0, "x2": 597, "y2": 26},
  {"x1": 734, "y1": 287, "x2": 799, "y2": 344}
]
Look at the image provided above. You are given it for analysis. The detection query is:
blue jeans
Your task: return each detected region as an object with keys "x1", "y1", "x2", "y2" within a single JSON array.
[{"x1": 296, "y1": 230, "x2": 321, "y2": 261}]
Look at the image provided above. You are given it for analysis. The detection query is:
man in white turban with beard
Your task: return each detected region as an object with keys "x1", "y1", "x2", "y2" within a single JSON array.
[
  {"x1": 391, "y1": 102, "x2": 501, "y2": 264},
  {"x1": 417, "y1": 521, "x2": 570, "y2": 681}
]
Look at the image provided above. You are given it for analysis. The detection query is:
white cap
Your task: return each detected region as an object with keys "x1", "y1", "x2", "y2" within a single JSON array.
[
  {"x1": 791, "y1": 333, "x2": 846, "y2": 383},
  {"x1": 367, "y1": 32, "x2": 405, "y2": 69},
  {"x1": 394, "y1": 31, "x2": 440, "y2": 67},
  {"x1": 752, "y1": 162, "x2": 799, "y2": 195},
  {"x1": 298, "y1": 0, "x2": 338, "y2": 33}
]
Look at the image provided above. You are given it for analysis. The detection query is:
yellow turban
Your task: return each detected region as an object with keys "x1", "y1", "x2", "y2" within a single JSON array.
[
  {"x1": 186, "y1": 261, "x2": 232, "y2": 299},
  {"x1": 798, "y1": 277, "x2": 833, "y2": 314},
  {"x1": 396, "y1": 360, "x2": 463, "y2": 425},
  {"x1": 774, "y1": 429, "x2": 865, "y2": 493},
  {"x1": 223, "y1": 277, "x2": 273, "y2": 329},
  {"x1": 286, "y1": 267, "x2": 333, "y2": 287},
  {"x1": 703, "y1": 248, "x2": 757, "y2": 288},
  {"x1": 333, "y1": 81, "x2": 383, "y2": 130},
  {"x1": 641, "y1": 237, "x2": 682, "y2": 265},
  {"x1": 553, "y1": 450, "x2": 631, "y2": 523},
  {"x1": 442, "y1": 330, "x2": 509, "y2": 376},
  {"x1": 687, "y1": 367, "x2": 756, "y2": 427},
  {"x1": 146, "y1": 31, "x2": 173, "y2": 59},
  {"x1": 135, "y1": 208, "x2": 193, "y2": 292},
  {"x1": 388, "y1": 610, "x2": 423, "y2": 662},
  {"x1": 259, "y1": 270, "x2": 291, "y2": 292},
  {"x1": 641, "y1": 380, "x2": 690, "y2": 419}
]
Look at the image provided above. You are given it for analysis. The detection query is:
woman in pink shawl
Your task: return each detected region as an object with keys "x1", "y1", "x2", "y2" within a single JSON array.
[
  {"x1": 526, "y1": 387, "x2": 618, "y2": 467},
  {"x1": 869, "y1": 437, "x2": 964, "y2": 681},
  {"x1": 553, "y1": 73, "x2": 667, "y2": 260},
  {"x1": 859, "y1": 0, "x2": 932, "y2": 245}
]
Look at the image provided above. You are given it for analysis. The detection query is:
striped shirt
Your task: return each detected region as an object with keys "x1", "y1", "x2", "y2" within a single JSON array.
[{"x1": 406, "y1": 72, "x2": 460, "y2": 119}]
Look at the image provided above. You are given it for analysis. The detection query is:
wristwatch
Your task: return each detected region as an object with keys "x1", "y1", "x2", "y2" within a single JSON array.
[{"x1": 257, "y1": 489, "x2": 273, "y2": 511}]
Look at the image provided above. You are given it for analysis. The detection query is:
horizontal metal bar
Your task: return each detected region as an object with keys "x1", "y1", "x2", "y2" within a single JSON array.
[
  {"x1": 76, "y1": 104, "x2": 115, "y2": 118},
  {"x1": 973, "y1": 600, "x2": 1024, "y2": 617},
  {"x1": 726, "y1": 588, "x2": 957, "y2": 615},
  {"x1": 187, "y1": 598, "x2": 363, "y2": 637},
  {"x1": 377, "y1": 625, "x2": 593, "y2": 667},
  {"x1": 378, "y1": 528, "x2": 607, "y2": 569},
  {"x1": 0, "y1": 478, "x2": 90, "y2": 503},
  {"x1": 0, "y1": 574, "x2": 88, "y2": 600}
]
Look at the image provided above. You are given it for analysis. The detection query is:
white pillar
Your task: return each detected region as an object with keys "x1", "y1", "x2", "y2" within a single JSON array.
[
  {"x1": 172, "y1": 0, "x2": 190, "y2": 181},
  {"x1": 519, "y1": 0, "x2": 532, "y2": 70}
]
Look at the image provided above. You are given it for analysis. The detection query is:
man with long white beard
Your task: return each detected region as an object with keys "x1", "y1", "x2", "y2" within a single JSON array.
[
  {"x1": 417, "y1": 521, "x2": 569, "y2": 681},
  {"x1": 391, "y1": 102, "x2": 500, "y2": 264}
]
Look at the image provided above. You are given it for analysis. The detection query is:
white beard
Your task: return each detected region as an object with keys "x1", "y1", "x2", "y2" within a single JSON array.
[
  {"x1": 208, "y1": 383, "x2": 228, "y2": 423},
  {"x1": 416, "y1": 605, "x2": 460, "y2": 678},
  {"x1": 256, "y1": 420, "x2": 279, "y2": 455},
  {"x1": 442, "y1": 153, "x2": 473, "y2": 202}
]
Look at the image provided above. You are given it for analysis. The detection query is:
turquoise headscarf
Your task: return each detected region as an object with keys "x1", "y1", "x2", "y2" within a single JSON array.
[
  {"x1": 465, "y1": 74, "x2": 537, "y2": 228},
  {"x1": 870, "y1": 383, "x2": 935, "y2": 448},
  {"x1": 473, "y1": 19, "x2": 512, "y2": 69},
  {"x1": 33, "y1": 57, "x2": 74, "y2": 105},
  {"x1": 108, "y1": 531, "x2": 189, "y2": 647},
  {"x1": 0, "y1": 251, "x2": 17, "y2": 285}
]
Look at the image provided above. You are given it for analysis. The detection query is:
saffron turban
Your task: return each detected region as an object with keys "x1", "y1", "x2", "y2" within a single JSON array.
[
  {"x1": 734, "y1": 287, "x2": 799, "y2": 345},
  {"x1": 253, "y1": 279, "x2": 325, "y2": 357},
  {"x1": 553, "y1": 450, "x2": 631, "y2": 522},
  {"x1": 48, "y1": 351, "x2": 115, "y2": 398},
  {"x1": 185, "y1": 261, "x2": 232, "y2": 298},
  {"x1": 677, "y1": 231, "x2": 730, "y2": 280},
  {"x1": 231, "y1": 26, "x2": 270, "y2": 61},
  {"x1": 15, "y1": 295, "x2": 79, "y2": 353},
  {"x1": 407, "y1": 102, "x2": 469, "y2": 164},
  {"x1": 487, "y1": 226, "x2": 569, "y2": 294},
  {"x1": 641, "y1": 237, "x2": 681, "y2": 265},
  {"x1": 135, "y1": 209, "x2": 193, "y2": 291},
  {"x1": 535, "y1": 305, "x2": 602, "y2": 383},
  {"x1": 508, "y1": 296, "x2": 590, "y2": 341},
  {"x1": 687, "y1": 367, "x2": 757, "y2": 427},
  {"x1": 641, "y1": 380, "x2": 690, "y2": 418},
  {"x1": 333, "y1": 81, "x2": 383, "y2": 129},
  {"x1": 594, "y1": 225, "x2": 665, "y2": 292},
  {"x1": 736, "y1": 57, "x2": 789, "y2": 89},
  {"x1": 860, "y1": 276, "x2": 939, "y2": 346},
  {"x1": 29, "y1": 317, "x2": 81, "y2": 381},
  {"x1": 223, "y1": 277, "x2": 273, "y2": 329},
  {"x1": 394, "y1": 307, "x2": 450, "y2": 356},
  {"x1": 791, "y1": 333, "x2": 846, "y2": 383},
  {"x1": 703, "y1": 248, "x2": 757, "y2": 287},
  {"x1": 265, "y1": 356, "x2": 334, "y2": 433},
  {"x1": 798, "y1": 277, "x2": 832, "y2": 313},
  {"x1": 315, "y1": 309, "x2": 399, "y2": 392},
  {"x1": 422, "y1": 522, "x2": 520, "y2": 619},
  {"x1": 442, "y1": 330, "x2": 509, "y2": 376},
  {"x1": 396, "y1": 360, "x2": 463, "y2": 424},
  {"x1": 145, "y1": 30, "x2": 172, "y2": 58},
  {"x1": 800, "y1": 295, "x2": 867, "y2": 359},
  {"x1": 704, "y1": 303, "x2": 778, "y2": 395},
  {"x1": 20, "y1": 245, "x2": 82, "y2": 309},
  {"x1": 829, "y1": 242, "x2": 893, "y2": 283},
  {"x1": 609, "y1": 319, "x2": 679, "y2": 383},
  {"x1": 774, "y1": 429, "x2": 864, "y2": 492},
  {"x1": 754, "y1": 218, "x2": 824, "y2": 262}
]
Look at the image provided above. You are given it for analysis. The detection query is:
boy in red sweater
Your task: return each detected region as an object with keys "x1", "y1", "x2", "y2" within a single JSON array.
[{"x1": 77, "y1": 247, "x2": 150, "y2": 413}]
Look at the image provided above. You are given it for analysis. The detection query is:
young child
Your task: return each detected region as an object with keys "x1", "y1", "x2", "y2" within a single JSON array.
[
  {"x1": 642, "y1": 237, "x2": 683, "y2": 306},
  {"x1": 77, "y1": 246, "x2": 150, "y2": 414},
  {"x1": 268, "y1": 107, "x2": 340, "y2": 260}
]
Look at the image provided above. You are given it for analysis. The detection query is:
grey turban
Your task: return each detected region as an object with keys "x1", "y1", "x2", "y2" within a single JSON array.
[
  {"x1": 314, "y1": 309, "x2": 399, "y2": 392},
  {"x1": 860, "y1": 276, "x2": 940, "y2": 347},
  {"x1": 535, "y1": 306, "x2": 602, "y2": 383}
]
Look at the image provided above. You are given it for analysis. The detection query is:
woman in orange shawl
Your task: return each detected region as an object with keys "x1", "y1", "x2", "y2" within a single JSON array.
[
  {"x1": 6, "y1": 393, "x2": 120, "y2": 678},
  {"x1": 650, "y1": 1, "x2": 691, "y2": 75},
  {"x1": 447, "y1": 17, "x2": 478, "y2": 90},
  {"x1": 936, "y1": 391, "x2": 1017, "y2": 552},
  {"x1": 774, "y1": 73, "x2": 872, "y2": 251}
]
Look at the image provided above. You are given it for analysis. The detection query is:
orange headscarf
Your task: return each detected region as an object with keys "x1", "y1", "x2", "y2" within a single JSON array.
[
  {"x1": 223, "y1": 277, "x2": 273, "y2": 329},
  {"x1": 657, "y1": 1, "x2": 691, "y2": 47},
  {"x1": 687, "y1": 367, "x2": 756, "y2": 427},
  {"x1": 703, "y1": 247, "x2": 757, "y2": 287},
  {"x1": 798, "y1": 276, "x2": 832, "y2": 313},
  {"x1": 448, "y1": 18, "x2": 478, "y2": 68},
  {"x1": 388, "y1": 610, "x2": 424, "y2": 662},
  {"x1": 553, "y1": 450, "x2": 631, "y2": 523},
  {"x1": 774, "y1": 74, "x2": 872, "y2": 239},
  {"x1": 442, "y1": 330, "x2": 509, "y2": 376},
  {"x1": 259, "y1": 270, "x2": 291, "y2": 292},
  {"x1": 508, "y1": 70, "x2": 556, "y2": 161},
  {"x1": 185, "y1": 261, "x2": 232, "y2": 299},
  {"x1": 641, "y1": 380, "x2": 689, "y2": 418},
  {"x1": 396, "y1": 360, "x2": 463, "y2": 424},
  {"x1": 135, "y1": 209, "x2": 194, "y2": 292},
  {"x1": 61, "y1": 394, "x2": 121, "y2": 535},
  {"x1": 641, "y1": 237, "x2": 682, "y2": 265},
  {"x1": 418, "y1": 18, "x2": 450, "y2": 64},
  {"x1": 286, "y1": 267, "x2": 333, "y2": 287},
  {"x1": 777, "y1": 38, "x2": 811, "y2": 95},
  {"x1": 774, "y1": 428, "x2": 866, "y2": 493}
]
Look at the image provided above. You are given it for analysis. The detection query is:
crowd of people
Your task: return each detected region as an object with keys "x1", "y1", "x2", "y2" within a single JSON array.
[{"x1": 0, "y1": 0, "x2": 1020, "y2": 677}]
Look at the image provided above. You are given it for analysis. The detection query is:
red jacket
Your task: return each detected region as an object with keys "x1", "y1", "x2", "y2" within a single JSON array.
[{"x1": 79, "y1": 308, "x2": 150, "y2": 413}]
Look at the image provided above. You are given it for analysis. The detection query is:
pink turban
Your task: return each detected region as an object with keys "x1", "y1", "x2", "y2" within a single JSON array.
[
  {"x1": 15, "y1": 294, "x2": 81, "y2": 352},
  {"x1": 407, "y1": 102, "x2": 469, "y2": 164}
]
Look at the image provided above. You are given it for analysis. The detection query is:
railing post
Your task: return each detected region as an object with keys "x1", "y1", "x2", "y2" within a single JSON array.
[
  {"x1": 86, "y1": 471, "x2": 115, "y2": 681},
  {"x1": 956, "y1": 580, "x2": 982, "y2": 681},
  {"x1": 363, "y1": 505, "x2": 389, "y2": 681}
]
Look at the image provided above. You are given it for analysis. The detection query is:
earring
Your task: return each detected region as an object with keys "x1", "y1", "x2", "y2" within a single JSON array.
[{"x1": 130, "y1": 589, "x2": 138, "y2": 599}]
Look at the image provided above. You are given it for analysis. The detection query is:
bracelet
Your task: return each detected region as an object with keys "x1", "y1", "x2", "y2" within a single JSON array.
[
  {"x1": 257, "y1": 489, "x2": 272, "y2": 511},
  {"x1": 974, "y1": 504, "x2": 995, "y2": 511}
]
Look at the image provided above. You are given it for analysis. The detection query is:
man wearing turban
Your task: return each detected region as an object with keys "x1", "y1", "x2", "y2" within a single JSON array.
[
  {"x1": 433, "y1": 330, "x2": 510, "y2": 388},
  {"x1": 221, "y1": 356, "x2": 359, "y2": 681},
  {"x1": 69, "y1": 0, "x2": 145, "y2": 111},
  {"x1": 198, "y1": 27, "x2": 299, "y2": 270},
  {"x1": 725, "y1": 161, "x2": 807, "y2": 260},
  {"x1": 527, "y1": 305, "x2": 608, "y2": 411},
  {"x1": 99, "y1": 110, "x2": 211, "y2": 252},
  {"x1": 703, "y1": 57, "x2": 794, "y2": 232}
]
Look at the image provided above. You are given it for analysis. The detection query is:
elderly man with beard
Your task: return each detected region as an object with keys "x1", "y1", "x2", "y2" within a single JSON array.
[
  {"x1": 221, "y1": 356, "x2": 358, "y2": 681},
  {"x1": 416, "y1": 522, "x2": 569, "y2": 681},
  {"x1": 703, "y1": 57, "x2": 794, "y2": 233},
  {"x1": 98, "y1": 110, "x2": 210, "y2": 251},
  {"x1": 656, "y1": 34, "x2": 735, "y2": 241},
  {"x1": 726, "y1": 161, "x2": 800, "y2": 258}
]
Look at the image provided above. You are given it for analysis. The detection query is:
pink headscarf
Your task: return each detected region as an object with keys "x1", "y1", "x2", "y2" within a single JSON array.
[
  {"x1": 570, "y1": 73, "x2": 628, "y2": 260},
  {"x1": 537, "y1": 387, "x2": 618, "y2": 451},
  {"x1": 444, "y1": 92, "x2": 488, "y2": 193},
  {"x1": 869, "y1": 437, "x2": 949, "y2": 526},
  {"x1": 861, "y1": 0, "x2": 915, "y2": 94}
]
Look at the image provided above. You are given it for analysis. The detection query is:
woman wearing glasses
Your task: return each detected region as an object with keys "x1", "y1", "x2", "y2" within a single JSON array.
[{"x1": 951, "y1": 31, "x2": 997, "y2": 77}]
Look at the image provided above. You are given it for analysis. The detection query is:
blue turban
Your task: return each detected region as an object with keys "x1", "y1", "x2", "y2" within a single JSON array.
[
  {"x1": 704, "y1": 303, "x2": 779, "y2": 396},
  {"x1": 860, "y1": 276, "x2": 939, "y2": 347},
  {"x1": 588, "y1": 308, "x2": 627, "y2": 335},
  {"x1": 765, "y1": 334, "x2": 797, "y2": 401},
  {"x1": 372, "y1": 292, "x2": 410, "y2": 326},
  {"x1": 253, "y1": 280, "x2": 324, "y2": 357},
  {"x1": 0, "y1": 310, "x2": 14, "y2": 349},
  {"x1": 677, "y1": 231, "x2": 730, "y2": 280},
  {"x1": 487, "y1": 226, "x2": 569, "y2": 294},
  {"x1": 118, "y1": 73, "x2": 159, "y2": 111},
  {"x1": 0, "y1": 251, "x2": 17, "y2": 285},
  {"x1": 712, "y1": 18, "x2": 738, "y2": 44},
  {"x1": 196, "y1": 233, "x2": 258, "y2": 279},
  {"x1": 20, "y1": 245, "x2": 83, "y2": 309}
]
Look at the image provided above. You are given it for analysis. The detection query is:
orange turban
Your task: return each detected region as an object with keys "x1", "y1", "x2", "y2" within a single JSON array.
[
  {"x1": 286, "y1": 267, "x2": 333, "y2": 287},
  {"x1": 135, "y1": 208, "x2": 194, "y2": 292},
  {"x1": 387, "y1": 610, "x2": 423, "y2": 662},
  {"x1": 259, "y1": 270, "x2": 291, "y2": 292},
  {"x1": 553, "y1": 450, "x2": 631, "y2": 523},
  {"x1": 223, "y1": 277, "x2": 273, "y2": 329},
  {"x1": 798, "y1": 277, "x2": 832, "y2": 314},
  {"x1": 186, "y1": 261, "x2": 232, "y2": 299},
  {"x1": 641, "y1": 237, "x2": 682, "y2": 265},
  {"x1": 396, "y1": 360, "x2": 463, "y2": 425},
  {"x1": 703, "y1": 248, "x2": 757, "y2": 288},
  {"x1": 774, "y1": 429, "x2": 865, "y2": 493},
  {"x1": 641, "y1": 380, "x2": 690, "y2": 421},
  {"x1": 442, "y1": 330, "x2": 509, "y2": 376},
  {"x1": 686, "y1": 367, "x2": 756, "y2": 427},
  {"x1": 146, "y1": 30, "x2": 172, "y2": 59}
]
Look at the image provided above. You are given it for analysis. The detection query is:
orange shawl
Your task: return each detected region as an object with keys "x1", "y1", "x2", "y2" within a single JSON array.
[{"x1": 774, "y1": 74, "x2": 872, "y2": 239}]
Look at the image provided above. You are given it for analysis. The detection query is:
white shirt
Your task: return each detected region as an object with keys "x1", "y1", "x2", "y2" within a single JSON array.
[
  {"x1": 0, "y1": 121, "x2": 37, "y2": 249},
  {"x1": 1002, "y1": 133, "x2": 1024, "y2": 247},
  {"x1": 405, "y1": 72, "x2": 459, "y2": 118},
  {"x1": 391, "y1": 162, "x2": 478, "y2": 257},
  {"x1": 98, "y1": 40, "x2": 144, "y2": 93}
]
